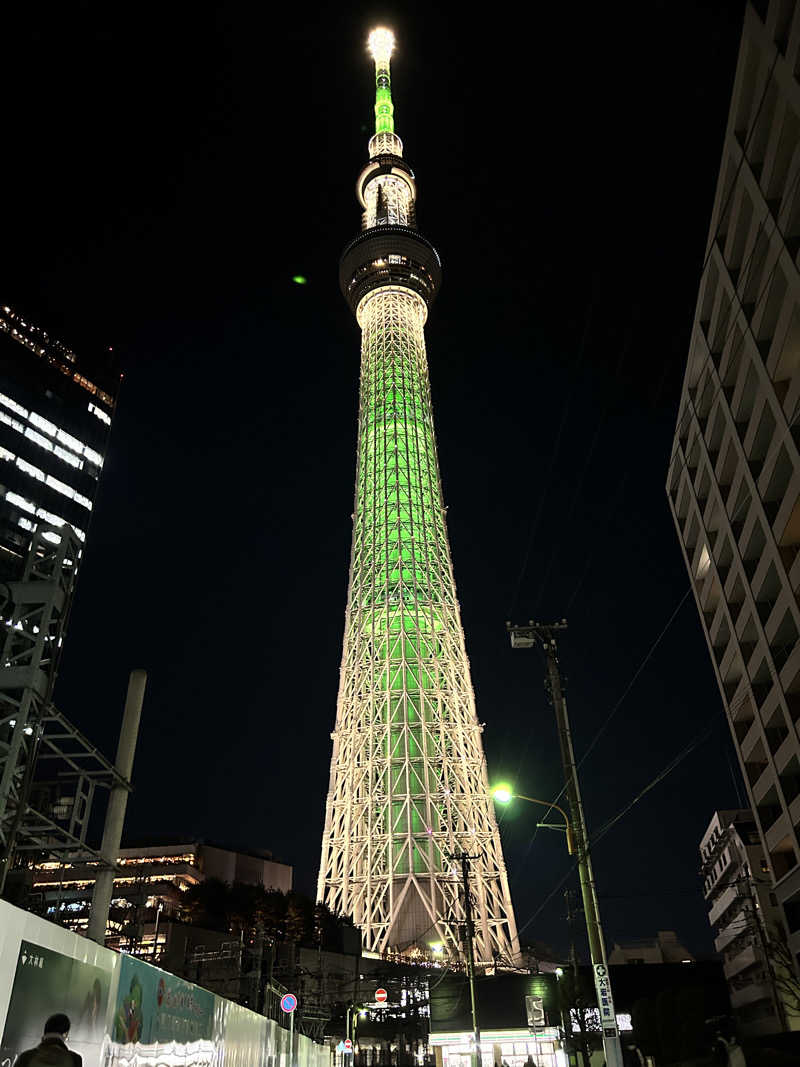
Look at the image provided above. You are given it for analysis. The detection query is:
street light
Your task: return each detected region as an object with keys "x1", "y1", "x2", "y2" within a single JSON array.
[{"x1": 492, "y1": 785, "x2": 575, "y2": 855}]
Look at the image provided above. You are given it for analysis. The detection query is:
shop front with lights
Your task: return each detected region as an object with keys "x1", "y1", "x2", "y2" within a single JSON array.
[{"x1": 429, "y1": 1028, "x2": 566, "y2": 1067}]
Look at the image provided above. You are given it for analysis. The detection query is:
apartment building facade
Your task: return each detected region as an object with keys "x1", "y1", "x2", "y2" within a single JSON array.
[
  {"x1": 701, "y1": 809, "x2": 786, "y2": 1034},
  {"x1": 667, "y1": 0, "x2": 800, "y2": 975}
]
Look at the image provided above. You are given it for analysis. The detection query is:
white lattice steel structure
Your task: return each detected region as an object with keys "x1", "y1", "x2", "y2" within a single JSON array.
[{"x1": 318, "y1": 29, "x2": 519, "y2": 965}]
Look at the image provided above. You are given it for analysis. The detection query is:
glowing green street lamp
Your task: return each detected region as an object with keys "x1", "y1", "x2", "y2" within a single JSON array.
[{"x1": 492, "y1": 785, "x2": 575, "y2": 855}]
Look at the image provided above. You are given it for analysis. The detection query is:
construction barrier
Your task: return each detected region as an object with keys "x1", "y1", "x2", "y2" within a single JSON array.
[{"x1": 0, "y1": 899, "x2": 328, "y2": 1067}]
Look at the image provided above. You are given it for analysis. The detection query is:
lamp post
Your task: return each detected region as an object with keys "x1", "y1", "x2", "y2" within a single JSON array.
[
  {"x1": 492, "y1": 788, "x2": 574, "y2": 855},
  {"x1": 504, "y1": 621, "x2": 623, "y2": 1067},
  {"x1": 492, "y1": 780, "x2": 622, "y2": 1067}
]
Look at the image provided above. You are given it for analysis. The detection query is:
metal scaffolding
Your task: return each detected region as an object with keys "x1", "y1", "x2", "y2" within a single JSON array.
[
  {"x1": 318, "y1": 30, "x2": 519, "y2": 966},
  {"x1": 0, "y1": 523, "x2": 128, "y2": 894}
]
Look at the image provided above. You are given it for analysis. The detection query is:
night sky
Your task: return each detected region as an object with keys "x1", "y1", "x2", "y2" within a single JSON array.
[{"x1": 3, "y1": 1, "x2": 749, "y2": 959}]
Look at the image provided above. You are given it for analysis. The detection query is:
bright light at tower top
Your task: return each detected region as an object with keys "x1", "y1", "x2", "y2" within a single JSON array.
[{"x1": 368, "y1": 27, "x2": 395, "y2": 65}]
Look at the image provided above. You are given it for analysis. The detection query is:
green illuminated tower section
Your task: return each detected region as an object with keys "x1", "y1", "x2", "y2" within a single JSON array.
[{"x1": 318, "y1": 28, "x2": 520, "y2": 963}]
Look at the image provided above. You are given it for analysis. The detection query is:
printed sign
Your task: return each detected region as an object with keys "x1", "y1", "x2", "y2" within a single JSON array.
[
  {"x1": 0, "y1": 939, "x2": 112, "y2": 1067},
  {"x1": 592, "y1": 963, "x2": 619, "y2": 1036},
  {"x1": 525, "y1": 994, "x2": 545, "y2": 1030},
  {"x1": 107, "y1": 952, "x2": 216, "y2": 1065}
]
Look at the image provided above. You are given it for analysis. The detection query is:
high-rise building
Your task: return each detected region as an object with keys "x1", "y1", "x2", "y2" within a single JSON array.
[
  {"x1": 0, "y1": 305, "x2": 119, "y2": 886},
  {"x1": 666, "y1": 0, "x2": 800, "y2": 975},
  {"x1": 0, "y1": 305, "x2": 117, "y2": 579},
  {"x1": 317, "y1": 29, "x2": 519, "y2": 964},
  {"x1": 700, "y1": 809, "x2": 787, "y2": 1035}
]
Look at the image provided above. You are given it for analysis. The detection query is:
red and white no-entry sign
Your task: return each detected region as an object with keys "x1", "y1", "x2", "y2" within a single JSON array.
[
  {"x1": 375, "y1": 988, "x2": 387, "y2": 1004},
  {"x1": 344, "y1": 1040, "x2": 353, "y2": 1051}
]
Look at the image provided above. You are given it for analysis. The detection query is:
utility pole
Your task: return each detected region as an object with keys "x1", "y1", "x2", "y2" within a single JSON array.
[
  {"x1": 507, "y1": 621, "x2": 623, "y2": 1067},
  {"x1": 737, "y1": 869, "x2": 788, "y2": 1031},
  {"x1": 450, "y1": 851, "x2": 481, "y2": 1067}
]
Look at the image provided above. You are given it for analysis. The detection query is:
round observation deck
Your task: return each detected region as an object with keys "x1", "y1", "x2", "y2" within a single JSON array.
[{"x1": 339, "y1": 225, "x2": 442, "y2": 316}]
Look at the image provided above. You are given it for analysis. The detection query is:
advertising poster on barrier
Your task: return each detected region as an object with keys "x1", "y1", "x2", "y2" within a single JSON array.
[
  {"x1": 0, "y1": 938, "x2": 112, "y2": 1066},
  {"x1": 106, "y1": 953, "x2": 216, "y2": 1066}
]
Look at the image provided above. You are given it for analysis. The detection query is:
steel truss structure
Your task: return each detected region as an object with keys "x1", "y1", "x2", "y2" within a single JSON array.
[
  {"x1": 0, "y1": 524, "x2": 127, "y2": 893},
  {"x1": 318, "y1": 30, "x2": 519, "y2": 965}
]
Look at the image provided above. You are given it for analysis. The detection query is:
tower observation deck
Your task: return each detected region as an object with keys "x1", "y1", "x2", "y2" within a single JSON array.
[{"x1": 317, "y1": 28, "x2": 520, "y2": 964}]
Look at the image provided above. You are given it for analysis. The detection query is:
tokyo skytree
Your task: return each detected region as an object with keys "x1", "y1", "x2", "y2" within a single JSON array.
[{"x1": 317, "y1": 28, "x2": 519, "y2": 965}]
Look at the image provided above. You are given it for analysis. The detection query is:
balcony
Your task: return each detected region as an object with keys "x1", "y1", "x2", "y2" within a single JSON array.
[
  {"x1": 704, "y1": 850, "x2": 735, "y2": 898},
  {"x1": 709, "y1": 883, "x2": 740, "y2": 927},
  {"x1": 715, "y1": 914, "x2": 746, "y2": 954},
  {"x1": 730, "y1": 979, "x2": 773, "y2": 1009},
  {"x1": 724, "y1": 942, "x2": 759, "y2": 980}
]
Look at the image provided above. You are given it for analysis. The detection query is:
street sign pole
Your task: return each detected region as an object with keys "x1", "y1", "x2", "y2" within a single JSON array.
[{"x1": 281, "y1": 993, "x2": 298, "y2": 1067}]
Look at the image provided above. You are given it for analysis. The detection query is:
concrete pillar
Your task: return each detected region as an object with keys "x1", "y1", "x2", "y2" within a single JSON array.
[{"x1": 87, "y1": 669, "x2": 146, "y2": 944}]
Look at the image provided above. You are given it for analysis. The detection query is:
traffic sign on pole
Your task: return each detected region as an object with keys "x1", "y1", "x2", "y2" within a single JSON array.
[
  {"x1": 344, "y1": 1039, "x2": 353, "y2": 1052},
  {"x1": 281, "y1": 993, "x2": 298, "y2": 1013},
  {"x1": 375, "y1": 988, "x2": 387, "y2": 1004}
]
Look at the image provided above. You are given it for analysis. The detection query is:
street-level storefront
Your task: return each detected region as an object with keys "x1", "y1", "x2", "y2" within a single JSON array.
[{"x1": 429, "y1": 1028, "x2": 567, "y2": 1067}]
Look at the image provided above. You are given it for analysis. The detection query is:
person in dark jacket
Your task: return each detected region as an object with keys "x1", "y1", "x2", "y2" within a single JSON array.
[{"x1": 15, "y1": 1012, "x2": 82, "y2": 1066}]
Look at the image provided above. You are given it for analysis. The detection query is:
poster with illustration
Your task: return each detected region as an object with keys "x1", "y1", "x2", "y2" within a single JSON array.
[
  {"x1": 0, "y1": 939, "x2": 111, "y2": 1066},
  {"x1": 106, "y1": 954, "x2": 216, "y2": 1066}
]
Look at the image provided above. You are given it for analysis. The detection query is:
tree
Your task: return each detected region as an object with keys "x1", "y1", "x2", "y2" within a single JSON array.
[
  {"x1": 556, "y1": 969, "x2": 599, "y2": 1067},
  {"x1": 764, "y1": 937, "x2": 800, "y2": 1027},
  {"x1": 181, "y1": 880, "x2": 354, "y2": 949}
]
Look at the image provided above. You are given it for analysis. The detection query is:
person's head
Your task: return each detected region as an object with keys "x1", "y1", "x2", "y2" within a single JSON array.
[{"x1": 44, "y1": 1013, "x2": 70, "y2": 1040}]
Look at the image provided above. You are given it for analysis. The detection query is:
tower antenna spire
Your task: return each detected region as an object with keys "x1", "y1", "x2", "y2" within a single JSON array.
[{"x1": 368, "y1": 27, "x2": 395, "y2": 135}]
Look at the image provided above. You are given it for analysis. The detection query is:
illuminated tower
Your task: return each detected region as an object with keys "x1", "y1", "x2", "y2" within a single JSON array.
[{"x1": 317, "y1": 29, "x2": 519, "y2": 964}]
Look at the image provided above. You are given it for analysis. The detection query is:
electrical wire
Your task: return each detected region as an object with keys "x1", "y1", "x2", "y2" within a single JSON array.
[
  {"x1": 507, "y1": 298, "x2": 595, "y2": 620},
  {"x1": 514, "y1": 713, "x2": 720, "y2": 940},
  {"x1": 505, "y1": 104, "x2": 800, "y2": 869},
  {"x1": 507, "y1": 40, "x2": 782, "y2": 633},
  {"x1": 533, "y1": 326, "x2": 633, "y2": 615}
]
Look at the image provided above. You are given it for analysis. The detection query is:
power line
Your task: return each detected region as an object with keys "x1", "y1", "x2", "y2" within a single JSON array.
[
  {"x1": 504, "y1": 43, "x2": 793, "y2": 877},
  {"x1": 508, "y1": 39, "x2": 782, "y2": 631},
  {"x1": 514, "y1": 712, "x2": 722, "y2": 940},
  {"x1": 533, "y1": 326, "x2": 633, "y2": 616},
  {"x1": 507, "y1": 298, "x2": 595, "y2": 620}
]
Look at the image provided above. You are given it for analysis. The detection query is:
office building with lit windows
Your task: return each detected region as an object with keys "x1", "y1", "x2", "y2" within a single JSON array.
[
  {"x1": 0, "y1": 306, "x2": 117, "y2": 578},
  {"x1": 666, "y1": 0, "x2": 800, "y2": 983},
  {"x1": 30, "y1": 841, "x2": 293, "y2": 952}
]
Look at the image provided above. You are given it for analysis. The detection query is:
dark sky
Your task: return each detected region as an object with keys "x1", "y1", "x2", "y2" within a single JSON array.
[{"x1": 3, "y1": 1, "x2": 749, "y2": 959}]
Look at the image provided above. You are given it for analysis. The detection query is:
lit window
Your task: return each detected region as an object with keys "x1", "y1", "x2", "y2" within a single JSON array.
[
  {"x1": 0, "y1": 392, "x2": 29, "y2": 418},
  {"x1": 56, "y1": 427, "x2": 83, "y2": 453},
  {"x1": 696, "y1": 544, "x2": 711, "y2": 579},
  {"x1": 83, "y1": 446, "x2": 103, "y2": 467},
  {"x1": 7, "y1": 491, "x2": 35, "y2": 514},
  {"x1": 45, "y1": 474, "x2": 74, "y2": 499},
  {"x1": 0, "y1": 411, "x2": 25, "y2": 433},
  {"x1": 18, "y1": 516, "x2": 33, "y2": 532},
  {"x1": 0, "y1": 447, "x2": 14, "y2": 462},
  {"x1": 24, "y1": 427, "x2": 54, "y2": 452},
  {"x1": 88, "y1": 403, "x2": 111, "y2": 427},
  {"x1": 17, "y1": 458, "x2": 45, "y2": 482},
  {"x1": 73, "y1": 491, "x2": 92, "y2": 511},
  {"x1": 41, "y1": 530, "x2": 61, "y2": 545},
  {"x1": 53, "y1": 445, "x2": 82, "y2": 469},
  {"x1": 29, "y1": 411, "x2": 58, "y2": 437},
  {"x1": 37, "y1": 509, "x2": 63, "y2": 527}
]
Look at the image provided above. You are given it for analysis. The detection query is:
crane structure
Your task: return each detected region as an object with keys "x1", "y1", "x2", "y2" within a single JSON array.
[{"x1": 317, "y1": 29, "x2": 519, "y2": 965}]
